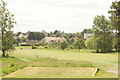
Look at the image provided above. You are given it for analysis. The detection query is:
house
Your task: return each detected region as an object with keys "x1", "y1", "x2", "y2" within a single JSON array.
[
  {"x1": 13, "y1": 34, "x2": 19, "y2": 39},
  {"x1": 19, "y1": 33, "x2": 29, "y2": 38},
  {"x1": 20, "y1": 40, "x2": 39, "y2": 45},
  {"x1": 13, "y1": 32, "x2": 29, "y2": 39},
  {"x1": 84, "y1": 33, "x2": 94, "y2": 39},
  {"x1": 43, "y1": 37, "x2": 66, "y2": 44}
]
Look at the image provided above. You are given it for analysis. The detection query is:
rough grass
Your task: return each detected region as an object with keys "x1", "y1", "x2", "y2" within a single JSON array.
[
  {"x1": 2, "y1": 46, "x2": 118, "y2": 78},
  {"x1": 2, "y1": 56, "x2": 94, "y2": 77}
]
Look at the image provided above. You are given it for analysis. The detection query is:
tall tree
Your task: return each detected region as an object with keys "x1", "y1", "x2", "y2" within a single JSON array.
[
  {"x1": 92, "y1": 15, "x2": 113, "y2": 53},
  {"x1": 108, "y1": 1, "x2": 120, "y2": 52},
  {"x1": 0, "y1": 0, "x2": 15, "y2": 57}
]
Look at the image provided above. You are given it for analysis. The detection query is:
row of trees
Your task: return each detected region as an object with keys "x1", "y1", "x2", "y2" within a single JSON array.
[
  {"x1": 17, "y1": 29, "x2": 91, "y2": 41},
  {"x1": 40, "y1": 38, "x2": 85, "y2": 50}
]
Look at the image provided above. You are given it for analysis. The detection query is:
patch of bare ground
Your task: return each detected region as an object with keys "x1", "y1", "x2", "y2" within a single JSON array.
[{"x1": 5, "y1": 67, "x2": 98, "y2": 78}]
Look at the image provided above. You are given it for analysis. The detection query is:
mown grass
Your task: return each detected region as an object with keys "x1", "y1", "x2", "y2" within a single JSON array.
[{"x1": 2, "y1": 46, "x2": 118, "y2": 78}]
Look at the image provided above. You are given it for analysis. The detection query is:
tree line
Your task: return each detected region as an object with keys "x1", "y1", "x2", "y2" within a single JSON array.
[{"x1": 16, "y1": 29, "x2": 92, "y2": 42}]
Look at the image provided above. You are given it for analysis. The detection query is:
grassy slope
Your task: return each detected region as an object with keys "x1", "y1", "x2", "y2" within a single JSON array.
[{"x1": 2, "y1": 46, "x2": 118, "y2": 78}]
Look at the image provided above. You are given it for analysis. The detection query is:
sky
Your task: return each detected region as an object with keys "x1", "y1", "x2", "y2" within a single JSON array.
[{"x1": 5, "y1": 0, "x2": 115, "y2": 33}]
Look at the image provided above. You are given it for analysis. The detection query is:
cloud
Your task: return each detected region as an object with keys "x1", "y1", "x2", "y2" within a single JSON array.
[{"x1": 6, "y1": 0, "x2": 115, "y2": 33}]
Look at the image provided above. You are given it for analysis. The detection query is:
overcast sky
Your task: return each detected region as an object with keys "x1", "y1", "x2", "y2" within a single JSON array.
[{"x1": 6, "y1": 0, "x2": 115, "y2": 33}]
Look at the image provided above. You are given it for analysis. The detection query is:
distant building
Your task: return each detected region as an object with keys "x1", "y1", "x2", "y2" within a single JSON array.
[
  {"x1": 13, "y1": 34, "x2": 19, "y2": 39},
  {"x1": 43, "y1": 37, "x2": 66, "y2": 44},
  {"x1": 84, "y1": 33, "x2": 94, "y2": 39},
  {"x1": 13, "y1": 32, "x2": 29, "y2": 39},
  {"x1": 20, "y1": 40, "x2": 39, "y2": 45},
  {"x1": 19, "y1": 33, "x2": 29, "y2": 38}
]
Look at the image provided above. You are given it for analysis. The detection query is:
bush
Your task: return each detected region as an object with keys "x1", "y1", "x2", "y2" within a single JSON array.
[
  {"x1": 9, "y1": 63, "x2": 15, "y2": 67},
  {"x1": 69, "y1": 45, "x2": 74, "y2": 49},
  {"x1": 31, "y1": 45, "x2": 38, "y2": 49},
  {"x1": 60, "y1": 41, "x2": 68, "y2": 50},
  {"x1": 50, "y1": 41, "x2": 60, "y2": 48},
  {"x1": 44, "y1": 46, "x2": 48, "y2": 48}
]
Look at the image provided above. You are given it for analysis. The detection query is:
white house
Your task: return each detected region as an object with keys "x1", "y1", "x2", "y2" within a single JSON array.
[{"x1": 84, "y1": 33, "x2": 94, "y2": 39}]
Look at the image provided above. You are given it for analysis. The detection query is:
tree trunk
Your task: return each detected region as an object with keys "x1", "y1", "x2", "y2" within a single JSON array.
[
  {"x1": 115, "y1": 45, "x2": 118, "y2": 52},
  {"x1": 96, "y1": 49, "x2": 99, "y2": 53},
  {"x1": 1, "y1": 28, "x2": 6, "y2": 57},
  {"x1": 2, "y1": 49, "x2": 6, "y2": 57},
  {"x1": 116, "y1": 31, "x2": 120, "y2": 52}
]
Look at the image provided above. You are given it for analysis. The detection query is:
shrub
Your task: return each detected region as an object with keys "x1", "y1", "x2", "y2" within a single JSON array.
[
  {"x1": 69, "y1": 45, "x2": 74, "y2": 49},
  {"x1": 9, "y1": 63, "x2": 15, "y2": 67},
  {"x1": 44, "y1": 45, "x2": 50, "y2": 48},
  {"x1": 31, "y1": 45, "x2": 38, "y2": 49},
  {"x1": 50, "y1": 41, "x2": 60, "y2": 48},
  {"x1": 60, "y1": 41, "x2": 68, "y2": 50},
  {"x1": 44, "y1": 46, "x2": 48, "y2": 48}
]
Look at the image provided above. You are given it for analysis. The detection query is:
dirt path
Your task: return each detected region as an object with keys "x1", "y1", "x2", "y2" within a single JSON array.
[{"x1": 106, "y1": 70, "x2": 118, "y2": 75}]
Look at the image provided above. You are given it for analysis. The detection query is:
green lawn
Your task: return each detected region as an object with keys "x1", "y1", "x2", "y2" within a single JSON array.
[{"x1": 2, "y1": 46, "x2": 118, "y2": 78}]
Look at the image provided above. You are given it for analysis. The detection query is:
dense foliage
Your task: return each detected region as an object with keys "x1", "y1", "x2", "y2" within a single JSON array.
[
  {"x1": 92, "y1": 15, "x2": 113, "y2": 53},
  {"x1": 74, "y1": 38, "x2": 85, "y2": 50},
  {"x1": 85, "y1": 36, "x2": 94, "y2": 49},
  {"x1": 28, "y1": 32, "x2": 45, "y2": 40},
  {"x1": 108, "y1": 1, "x2": 120, "y2": 52},
  {"x1": 60, "y1": 41, "x2": 68, "y2": 50}
]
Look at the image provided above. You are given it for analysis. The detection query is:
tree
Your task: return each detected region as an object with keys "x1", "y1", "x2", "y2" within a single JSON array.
[
  {"x1": 74, "y1": 38, "x2": 85, "y2": 50},
  {"x1": 60, "y1": 41, "x2": 68, "y2": 50},
  {"x1": 54, "y1": 30, "x2": 59, "y2": 34},
  {"x1": 0, "y1": 0, "x2": 15, "y2": 57},
  {"x1": 75, "y1": 32, "x2": 83, "y2": 38},
  {"x1": 108, "y1": 1, "x2": 120, "y2": 52},
  {"x1": 17, "y1": 32, "x2": 21, "y2": 36},
  {"x1": 85, "y1": 36, "x2": 95, "y2": 49},
  {"x1": 81, "y1": 29, "x2": 93, "y2": 36},
  {"x1": 28, "y1": 32, "x2": 45, "y2": 40},
  {"x1": 0, "y1": 30, "x2": 2, "y2": 50},
  {"x1": 92, "y1": 15, "x2": 113, "y2": 53}
]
